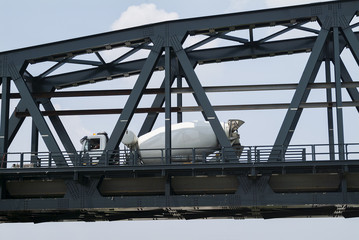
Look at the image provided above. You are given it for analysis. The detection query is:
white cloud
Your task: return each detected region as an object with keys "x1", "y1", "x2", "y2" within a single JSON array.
[
  {"x1": 111, "y1": 3, "x2": 179, "y2": 30},
  {"x1": 104, "y1": 4, "x2": 179, "y2": 65},
  {"x1": 265, "y1": 0, "x2": 334, "y2": 8}
]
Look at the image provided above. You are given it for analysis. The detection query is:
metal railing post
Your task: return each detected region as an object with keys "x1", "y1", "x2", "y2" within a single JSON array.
[
  {"x1": 48, "y1": 152, "x2": 52, "y2": 167},
  {"x1": 161, "y1": 149, "x2": 164, "y2": 164},
  {"x1": 75, "y1": 152, "x2": 79, "y2": 166},
  {"x1": 20, "y1": 153, "x2": 24, "y2": 168},
  {"x1": 134, "y1": 150, "x2": 138, "y2": 166},
  {"x1": 247, "y1": 147, "x2": 252, "y2": 163},
  {"x1": 37, "y1": 156, "x2": 41, "y2": 167},
  {"x1": 281, "y1": 145, "x2": 285, "y2": 162},
  {"x1": 311, "y1": 145, "x2": 316, "y2": 161},
  {"x1": 79, "y1": 151, "x2": 83, "y2": 166},
  {"x1": 302, "y1": 148, "x2": 306, "y2": 161},
  {"x1": 105, "y1": 150, "x2": 109, "y2": 166},
  {"x1": 192, "y1": 148, "x2": 196, "y2": 164},
  {"x1": 221, "y1": 147, "x2": 225, "y2": 163},
  {"x1": 130, "y1": 151, "x2": 134, "y2": 166}
]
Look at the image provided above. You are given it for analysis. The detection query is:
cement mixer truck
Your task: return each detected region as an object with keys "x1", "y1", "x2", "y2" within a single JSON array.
[{"x1": 80, "y1": 119, "x2": 244, "y2": 165}]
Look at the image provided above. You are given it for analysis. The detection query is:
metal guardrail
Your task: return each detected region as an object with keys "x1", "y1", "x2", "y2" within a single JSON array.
[{"x1": 1, "y1": 143, "x2": 359, "y2": 169}]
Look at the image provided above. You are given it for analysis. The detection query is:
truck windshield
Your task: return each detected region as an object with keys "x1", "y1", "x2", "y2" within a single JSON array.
[{"x1": 84, "y1": 138, "x2": 100, "y2": 151}]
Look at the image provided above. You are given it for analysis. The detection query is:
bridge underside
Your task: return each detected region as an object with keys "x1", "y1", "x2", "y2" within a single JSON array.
[{"x1": 1, "y1": 205, "x2": 357, "y2": 223}]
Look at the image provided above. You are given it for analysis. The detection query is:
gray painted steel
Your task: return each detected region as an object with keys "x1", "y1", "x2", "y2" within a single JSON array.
[{"x1": 0, "y1": 0, "x2": 358, "y2": 222}]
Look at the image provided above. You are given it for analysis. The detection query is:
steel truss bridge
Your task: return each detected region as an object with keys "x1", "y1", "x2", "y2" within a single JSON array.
[{"x1": 0, "y1": 0, "x2": 359, "y2": 222}]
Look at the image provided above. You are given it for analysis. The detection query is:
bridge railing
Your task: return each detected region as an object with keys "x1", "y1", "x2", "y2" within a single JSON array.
[
  {"x1": 1, "y1": 143, "x2": 359, "y2": 169},
  {"x1": 245, "y1": 143, "x2": 359, "y2": 162}
]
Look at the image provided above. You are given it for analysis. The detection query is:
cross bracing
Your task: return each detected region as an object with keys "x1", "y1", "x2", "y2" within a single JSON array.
[{"x1": 0, "y1": 0, "x2": 358, "y2": 222}]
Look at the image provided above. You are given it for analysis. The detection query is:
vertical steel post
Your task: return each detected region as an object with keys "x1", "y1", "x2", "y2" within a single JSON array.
[
  {"x1": 0, "y1": 77, "x2": 10, "y2": 168},
  {"x1": 325, "y1": 58, "x2": 335, "y2": 161},
  {"x1": 31, "y1": 102, "x2": 39, "y2": 165},
  {"x1": 177, "y1": 74, "x2": 183, "y2": 123},
  {"x1": 165, "y1": 46, "x2": 172, "y2": 164},
  {"x1": 333, "y1": 27, "x2": 345, "y2": 160}
]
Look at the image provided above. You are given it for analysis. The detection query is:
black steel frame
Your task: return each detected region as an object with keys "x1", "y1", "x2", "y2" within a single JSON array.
[{"x1": 0, "y1": 0, "x2": 359, "y2": 222}]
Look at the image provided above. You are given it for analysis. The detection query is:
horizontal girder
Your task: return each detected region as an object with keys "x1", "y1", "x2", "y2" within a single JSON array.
[
  {"x1": 13, "y1": 101, "x2": 359, "y2": 116},
  {"x1": 2, "y1": 82, "x2": 359, "y2": 99}
]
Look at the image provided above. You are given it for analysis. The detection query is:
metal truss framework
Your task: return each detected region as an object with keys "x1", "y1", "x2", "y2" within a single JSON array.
[{"x1": 0, "y1": 0, "x2": 358, "y2": 222}]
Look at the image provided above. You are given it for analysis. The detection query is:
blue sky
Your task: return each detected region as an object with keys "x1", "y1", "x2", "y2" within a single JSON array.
[{"x1": 1, "y1": 0, "x2": 359, "y2": 239}]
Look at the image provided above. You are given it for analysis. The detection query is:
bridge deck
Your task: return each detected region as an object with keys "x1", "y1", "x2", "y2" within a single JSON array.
[{"x1": 0, "y1": 144, "x2": 359, "y2": 222}]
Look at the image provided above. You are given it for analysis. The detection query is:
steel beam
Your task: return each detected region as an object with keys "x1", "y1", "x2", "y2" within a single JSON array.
[
  {"x1": 7, "y1": 100, "x2": 26, "y2": 146},
  {"x1": 177, "y1": 75, "x2": 183, "y2": 123},
  {"x1": 270, "y1": 29, "x2": 329, "y2": 160},
  {"x1": 39, "y1": 57, "x2": 74, "y2": 78},
  {"x1": 13, "y1": 101, "x2": 359, "y2": 117},
  {"x1": 102, "y1": 38, "x2": 164, "y2": 157},
  {"x1": 172, "y1": 36, "x2": 233, "y2": 150},
  {"x1": 8, "y1": 64, "x2": 67, "y2": 167},
  {"x1": 6, "y1": 0, "x2": 355, "y2": 62},
  {"x1": 30, "y1": 101, "x2": 39, "y2": 164},
  {"x1": 340, "y1": 60, "x2": 359, "y2": 113},
  {"x1": 3, "y1": 82, "x2": 359, "y2": 99},
  {"x1": 111, "y1": 42, "x2": 151, "y2": 64},
  {"x1": 6, "y1": 34, "x2": 150, "y2": 65},
  {"x1": 1, "y1": 158, "x2": 359, "y2": 175},
  {"x1": 40, "y1": 98, "x2": 77, "y2": 164},
  {"x1": 50, "y1": 58, "x2": 103, "y2": 67},
  {"x1": 258, "y1": 22, "x2": 309, "y2": 43},
  {"x1": 333, "y1": 27, "x2": 345, "y2": 160},
  {"x1": 39, "y1": 32, "x2": 358, "y2": 91},
  {"x1": 138, "y1": 60, "x2": 182, "y2": 137},
  {"x1": 34, "y1": 35, "x2": 321, "y2": 90},
  {"x1": 325, "y1": 58, "x2": 335, "y2": 161},
  {"x1": 185, "y1": 33, "x2": 227, "y2": 51},
  {"x1": 0, "y1": 77, "x2": 10, "y2": 167},
  {"x1": 95, "y1": 52, "x2": 106, "y2": 65},
  {"x1": 165, "y1": 47, "x2": 172, "y2": 163},
  {"x1": 137, "y1": 79, "x2": 166, "y2": 137},
  {"x1": 341, "y1": 25, "x2": 359, "y2": 66}
]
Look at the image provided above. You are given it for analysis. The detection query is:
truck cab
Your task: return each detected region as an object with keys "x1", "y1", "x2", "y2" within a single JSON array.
[{"x1": 80, "y1": 132, "x2": 108, "y2": 164}]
